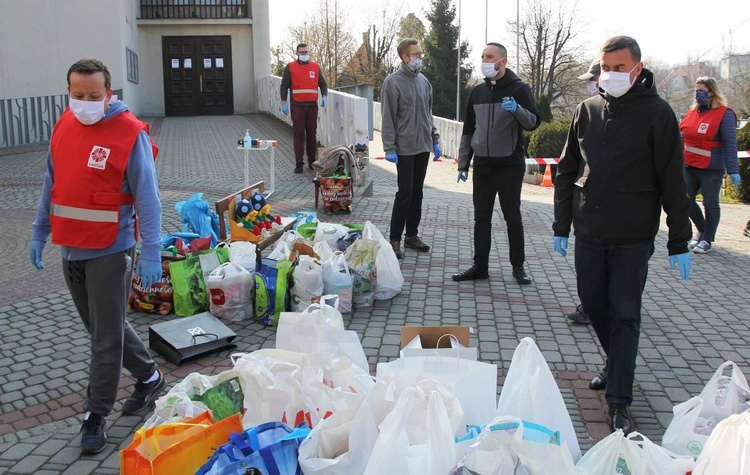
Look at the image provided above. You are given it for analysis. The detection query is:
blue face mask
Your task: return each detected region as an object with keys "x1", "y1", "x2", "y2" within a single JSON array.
[{"x1": 695, "y1": 90, "x2": 710, "y2": 105}]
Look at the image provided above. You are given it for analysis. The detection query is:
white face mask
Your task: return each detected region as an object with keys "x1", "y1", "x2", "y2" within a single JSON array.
[
  {"x1": 586, "y1": 80, "x2": 599, "y2": 95},
  {"x1": 69, "y1": 97, "x2": 106, "y2": 125},
  {"x1": 298, "y1": 54, "x2": 310, "y2": 62},
  {"x1": 408, "y1": 56, "x2": 422, "y2": 73},
  {"x1": 481, "y1": 62, "x2": 498, "y2": 78},
  {"x1": 599, "y1": 64, "x2": 638, "y2": 98}
]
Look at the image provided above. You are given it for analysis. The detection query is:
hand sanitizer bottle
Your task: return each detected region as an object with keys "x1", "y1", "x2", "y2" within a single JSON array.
[{"x1": 244, "y1": 129, "x2": 252, "y2": 148}]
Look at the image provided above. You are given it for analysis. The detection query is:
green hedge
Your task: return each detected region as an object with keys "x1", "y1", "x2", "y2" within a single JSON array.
[
  {"x1": 527, "y1": 118, "x2": 570, "y2": 158},
  {"x1": 730, "y1": 122, "x2": 750, "y2": 203}
]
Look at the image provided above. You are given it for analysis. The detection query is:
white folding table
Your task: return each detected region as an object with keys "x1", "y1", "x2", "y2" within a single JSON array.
[{"x1": 238, "y1": 140, "x2": 277, "y2": 198}]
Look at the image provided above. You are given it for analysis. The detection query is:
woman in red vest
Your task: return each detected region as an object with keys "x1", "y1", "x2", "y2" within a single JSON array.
[{"x1": 679, "y1": 77, "x2": 740, "y2": 254}]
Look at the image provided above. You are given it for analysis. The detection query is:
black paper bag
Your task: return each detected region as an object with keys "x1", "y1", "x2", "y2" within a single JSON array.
[{"x1": 149, "y1": 312, "x2": 237, "y2": 365}]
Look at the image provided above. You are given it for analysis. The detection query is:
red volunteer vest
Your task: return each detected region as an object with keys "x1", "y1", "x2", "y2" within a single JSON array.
[
  {"x1": 49, "y1": 109, "x2": 154, "y2": 249},
  {"x1": 680, "y1": 106, "x2": 729, "y2": 169},
  {"x1": 289, "y1": 61, "x2": 320, "y2": 103}
]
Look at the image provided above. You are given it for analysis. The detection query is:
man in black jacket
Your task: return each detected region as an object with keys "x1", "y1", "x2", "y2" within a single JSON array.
[
  {"x1": 453, "y1": 42, "x2": 540, "y2": 285},
  {"x1": 553, "y1": 36, "x2": 693, "y2": 435}
]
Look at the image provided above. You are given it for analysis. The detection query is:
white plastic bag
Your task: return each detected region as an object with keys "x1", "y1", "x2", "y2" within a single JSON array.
[
  {"x1": 344, "y1": 235, "x2": 378, "y2": 307},
  {"x1": 496, "y1": 337, "x2": 581, "y2": 462},
  {"x1": 226, "y1": 240, "x2": 257, "y2": 271},
  {"x1": 693, "y1": 412, "x2": 750, "y2": 474},
  {"x1": 626, "y1": 432, "x2": 695, "y2": 475},
  {"x1": 314, "y1": 240, "x2": 335, "y2": 263},
  {"x1": 322, "y1": 252, "x2": 353, "y2": 313},
  {"x1": 376, "y1": 355, "x2": 497, "y2": 436},
  {"x1": 575, "y1": 429, "x2": 647, "y2": 475},
  {"x1": 315, "y1": 222, "x2": 349, "y2": 247},
  {"x1": 276, "y1": 297, "x2": 369, "y2": 372},
  {"x1": 363, "y1": 386, "x2": 457, "y2": 475},
  {"x1": 697, "y1": 361, "x2": 750, "y2": 422},
  {"x1": 268, "y1": 239, "x2": 293, "y2": 261},
  {"x1": 662, "y1": 361, "x2": 750, "y2": 458},
  {"x1": 205, "y1": 261, "x2": 254, "y2": 321},
  {"x1": 291, "y1": 255, "x2": 324, "y2": 311},
  {"x1": 362, "y1": 221, "x2": 403, "y2": 300}
]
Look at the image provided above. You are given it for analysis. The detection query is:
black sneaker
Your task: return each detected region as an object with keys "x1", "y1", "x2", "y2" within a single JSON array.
[
  {"x1": 122, "y1": 370, "x2": 167, "y2": 415},
  {"x1": 452, "y1": 265, "x2": 489, "y2": 281},
  {"x1": 294, "y1": 163, "x2": 304, "y2": 173},
  {"x1": 566, "y1": 304, "x2": 590, "y2": 324},
  {"x1": 80, "y1": 413, "x2": 107, "y2": 454}
]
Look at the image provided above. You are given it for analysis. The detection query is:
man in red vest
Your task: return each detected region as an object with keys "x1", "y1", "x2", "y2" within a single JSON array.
[
  {"x1": 280, "y1": 43, "x2": 328, "y2": 173},
  {"x1": 29, "y1": 59, "x2": 166, "y2": 455}
]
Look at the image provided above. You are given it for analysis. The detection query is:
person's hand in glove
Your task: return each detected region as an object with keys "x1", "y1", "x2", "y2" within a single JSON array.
[
  {"x1": 385, "y1": 152, "x2": 398, "y2": 164},
  {"x1": 137, "y1": 258, "x2": 162, "y2": 289},
  {"x1": 669, "y1": 252, "x2": 692, "y2": 281},
  {"x1": 553, "y1": 236, "x2": 568, "y2": 257},
  {"x1": 29, "y1": 240, "x2": 45, "y2": 270},
  {"x1": 730, "y1": 173, "x2": 741, "y2": 187},
  {"x1": 321, "y1": 96, "x2": 327, "y2": 107},
  {"x1": 281, "y1": 103, "x2": 289, "y2": 115},
  {"x1": 502, "y1": 97, "x2": 517, "y2": 113},
  {"x1": 457, "y1": 171, "x2": 468, "y2": 183},
  {"x1": 433, "y1": 143, "x2": 442, "y2": 161}
]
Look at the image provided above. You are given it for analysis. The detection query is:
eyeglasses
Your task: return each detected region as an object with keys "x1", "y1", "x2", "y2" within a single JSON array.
[{"x1": 407, "y1": 53, "x2": 423, "y2": 59}]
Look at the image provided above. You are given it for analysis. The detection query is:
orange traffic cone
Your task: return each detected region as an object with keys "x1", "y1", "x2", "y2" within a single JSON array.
[{"x1": 540, "y1": 165, "x2": 553, "y2": 187}]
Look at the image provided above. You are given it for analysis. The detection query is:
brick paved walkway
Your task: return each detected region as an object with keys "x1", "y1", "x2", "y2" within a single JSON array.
[{"x1": 1, "y1": 114, "x2": 749, "y2": 474}]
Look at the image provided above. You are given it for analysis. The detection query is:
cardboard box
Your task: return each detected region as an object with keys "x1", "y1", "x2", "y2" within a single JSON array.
[{"x1": 399, "y1": 325, "x2": 477, "y2": 360}]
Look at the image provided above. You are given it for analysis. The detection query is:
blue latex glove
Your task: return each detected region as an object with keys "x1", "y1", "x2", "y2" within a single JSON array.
[
  {"x1": 669, "y1": 252, "x2": 692, "y2": 281},
  {"x1": 433, "y1": 143, "x2": 442, "y2": 161},
  {"x1": 385, "y1": 152, "x2": 398, "y2": 164},
  {"x1": 281, "y1": 103, "x2": 289, "y2": 115},
  {"x1": 457, "y1": 171, "x2": 468, "y2": 183},
  {"x1": 321, "y1": 97, "x2": 327, "y2": 107},
  {"x1": 29, "y1": 240, "x2": 45, "y2": 270},
  {"x1": 730, "y1": 173, "x2": 741, "y2": 186},
  {"x1": 553, "y1": 236, "x2": 568, "y2": 257},
  {"x1": 502, "y1": 97, "x2": 517, "y2": 113},
  {"x1": 136, "y1": 258, "x2": 162, "y2": 289}
]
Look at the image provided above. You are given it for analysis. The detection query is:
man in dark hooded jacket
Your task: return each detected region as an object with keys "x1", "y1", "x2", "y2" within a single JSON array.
[
  {"x1": 453, "y1": 42, "x2": 541, "y2": 285},
  {"x1": 553, "y1": 36, "x2": 693, "y2": 435}
]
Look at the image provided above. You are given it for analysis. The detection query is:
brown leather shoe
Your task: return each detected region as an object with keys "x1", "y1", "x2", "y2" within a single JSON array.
[
  {"x1": 390, "y1": 240, "x2": 402, "y2": 259},
  {"x1": 404, "y1": 235, "x2": 430, "y2": 252}
]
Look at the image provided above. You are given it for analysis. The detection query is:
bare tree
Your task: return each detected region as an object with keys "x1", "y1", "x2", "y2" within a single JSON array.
[
  {"x1": 280, "y1": 0, "x2": 356, "y2": 88},
  {"x1": 508, "y1": 0, "x2": 587, "y2": 116}
]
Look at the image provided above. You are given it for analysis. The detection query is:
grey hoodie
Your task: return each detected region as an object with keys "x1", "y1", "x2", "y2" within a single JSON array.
[{"x1": 380, "y1": 63, "x2": 439, "y2": 156}]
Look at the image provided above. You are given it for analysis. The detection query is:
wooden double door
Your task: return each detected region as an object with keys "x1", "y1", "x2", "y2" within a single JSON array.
[{"x1": 162, "y1": 36, "x2": 234, "y2": 116}]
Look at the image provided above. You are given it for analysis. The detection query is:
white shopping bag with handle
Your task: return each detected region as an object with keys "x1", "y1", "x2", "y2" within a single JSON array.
[
  {"x1": 362, "y1": 221, "x2": 403, "y2": 300},
  {"x1": 693, "y1": 412, "x2": 750, "y2": 474},
  {"x1": 496, "y1": 337, "x2": 581, "y2": 462}
]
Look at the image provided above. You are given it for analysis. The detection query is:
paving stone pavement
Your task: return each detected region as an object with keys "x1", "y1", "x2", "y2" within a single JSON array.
[{"x1": 1, "y1": 113, "x2": 749, "y2": 473}]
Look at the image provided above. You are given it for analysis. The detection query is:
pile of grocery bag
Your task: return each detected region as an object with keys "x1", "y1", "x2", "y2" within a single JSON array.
[{"x1": 120, "y1": 304, "x2": 750, "y2": 474}]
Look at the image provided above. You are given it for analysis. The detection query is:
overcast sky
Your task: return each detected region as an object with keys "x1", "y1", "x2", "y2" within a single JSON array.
[{"x1": 269, "y1": 0, "x2": 750, "y2": 68}]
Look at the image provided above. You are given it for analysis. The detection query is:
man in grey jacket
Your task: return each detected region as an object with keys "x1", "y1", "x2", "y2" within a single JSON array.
[
  {"x1": 381, "y1": 38, "x2": 441, "y2": 259},
  {"x1": 453, "y1": 42, "x2": 540, "y2": 284}
]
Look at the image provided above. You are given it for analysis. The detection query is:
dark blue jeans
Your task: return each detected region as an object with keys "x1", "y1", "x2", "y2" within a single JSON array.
[
  {"x1": 389, "y1": 152, "x2": 430, "y2": 241},
  {"x1": 684, "y1": 167, "x2": 725, "y2": 242},
  {"x1": 472, "y1": 160, "x2": 525, "y2": 269},
  {"x1": 575, "y1": 238, "x2": 654, "y2": 406}
]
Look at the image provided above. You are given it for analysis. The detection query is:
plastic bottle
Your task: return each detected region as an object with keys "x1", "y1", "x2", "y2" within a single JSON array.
[{"x1": 244, "y1": 129, "x2": 252, "y2": 148}]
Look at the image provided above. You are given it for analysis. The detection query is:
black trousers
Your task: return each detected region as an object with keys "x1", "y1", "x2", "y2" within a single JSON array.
[
  {"x1": 575, "y1": 237, "x2": 654, "y2": 406},
  {"x1": 472, "y1": 160, "x2": 526, "y2": 270},
  {"x1": 389, "y1": 152, "x2": 430, "y2": 241}
]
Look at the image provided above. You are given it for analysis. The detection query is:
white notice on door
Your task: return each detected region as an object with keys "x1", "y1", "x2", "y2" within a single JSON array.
[
  {"x1": 184, "y1": 58, "x2": 192, "y2": 69},
  {"x1": 171, "y1": 59, "x2": 179, "y2": 69},
  {"x1": 216, "y1": 58, "x2": 224, "y2": 68},
  {"x1": 203, "y1": 58, "x2": 212, "y2": 68}
]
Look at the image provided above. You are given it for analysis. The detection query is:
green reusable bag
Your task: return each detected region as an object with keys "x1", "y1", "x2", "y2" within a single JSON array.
[
  {"x1": 297, "y1": 222, "x2": 318, "y2": 241},
  {"x1": 169, "y1": 247, "x2": 229, "y2": 316}
]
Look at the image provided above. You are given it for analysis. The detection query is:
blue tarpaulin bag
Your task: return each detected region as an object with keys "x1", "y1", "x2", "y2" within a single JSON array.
[{"x1": 196, "y1": 421, "x2": 310, "y2": 475}]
